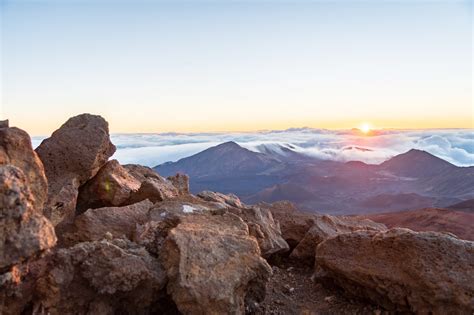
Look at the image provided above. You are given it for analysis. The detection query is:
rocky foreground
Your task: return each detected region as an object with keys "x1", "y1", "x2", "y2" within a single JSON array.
[{"x1": 0, "y1": 114, "x2": 473, "y2": 315}]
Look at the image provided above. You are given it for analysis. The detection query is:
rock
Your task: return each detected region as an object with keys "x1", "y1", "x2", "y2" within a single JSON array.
[
  {"x1": 0, "y1": 120, "x2": 8, "y2": 128},
  {"x1": 229, "y1": 206, "x2": 289, "y2": 258},
  {"x1": 258, "y1": 201, "x2": 317, "y2": 250},
  {"x1": 66, "y1": 199, "x2": 153, "y2": 243},
  {"x1": 290, "y1": 215, "x2": 386, "y2": 264},
  {"x1": 123, "y1": 164, "x2": 163, "y2": 182},
  {"x1": 197, "y1": 190, "x2": 243, "y2": 208},
  {"x1": 0, "y1": 126, "x2": 48, "y2": 211},
  {"x1": 76, "y1": 160, "x2": 141, "y2": 213},
  {"x1": 128, "y1": 178, "x2": 179, "y2": 204},
  {"x1": 167, "y1": 173, "x2": 190, "y2": 195},
  {"x1": 160, "y1": 212, "x2": 272, "y2": 314},
  {"x1": 315, "y1": 228, "x2": 474, "y2": 313},
  {"x1": 37, "y1": 238, "x2": 166, "y2": 314},
  {"x1": 36, "y1": 114, "x2": 116, "y2": 226},
  {"x1": 0, "y1": 165, "x2": 56, "y2": 269}
]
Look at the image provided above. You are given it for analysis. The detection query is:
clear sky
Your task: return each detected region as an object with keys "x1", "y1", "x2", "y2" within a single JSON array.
[{"x1": 1, "y1": 0, "x2": 472, "y2": 135}]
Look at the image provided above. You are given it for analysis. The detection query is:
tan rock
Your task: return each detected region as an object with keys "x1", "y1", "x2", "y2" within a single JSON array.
[
  {"x1": 38, "y1": 238, "x2": 166, "y2": 315},
  {"x1": 128, "y1": 178, "x2": 179, "y2": 204},
  {"x1": 0, "y1": 165, "x2": 56, "y2": 269},
  {"x1": 161, "y1": 212, "x2": 272, "y2": 314},
  {"x1": 123, "y1": 164, "x2": 163, "y2": 182},
  {"x1": 167, "y1": 173, "x2": 190, "y2": 195},
  {"x1": 76, "y1": 160, "x2": 141, "y2": 212},
  {"x1": 67, "y1": 199, "x2": 153, "y2": 243},
  {"x1": 0, "y1": 126, "x2": 48, "y2": 211},
  {"x1": 315, "y1": 228, "x2": 474, "y2": 313},
  {"x1": 36, "y1": 114, "x2": 116, "y2": 226},
  {"x1": 290, "y1": 215, "x2": 386, "y2": 264},
  {"x1": 197, "y1": 190, "x2": 243, "y2": 208}
]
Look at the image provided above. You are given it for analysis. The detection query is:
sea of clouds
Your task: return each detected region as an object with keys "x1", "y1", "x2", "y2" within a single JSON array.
[{"x1": 31, "y1": 128, "x2": 474, "y2": 167}]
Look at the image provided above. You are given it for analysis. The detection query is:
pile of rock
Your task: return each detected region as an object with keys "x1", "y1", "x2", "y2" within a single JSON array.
[{"x1": 1, "y1": 114, "x2": 472, "y2": 314}]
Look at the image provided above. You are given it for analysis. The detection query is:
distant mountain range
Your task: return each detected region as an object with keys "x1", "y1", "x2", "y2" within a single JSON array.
[{"x1": 154, "y1": 142, "x2": 474, "y2": 214}]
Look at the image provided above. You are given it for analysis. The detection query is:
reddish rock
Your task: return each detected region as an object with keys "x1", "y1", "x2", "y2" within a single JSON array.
[
  {"x1": 67, "y1": 200, "x2": 153, "y2": 243},
  {"x1": 291, "y1": 215, "x2": 386, "y2": 264},
  {"x1": 197, "y1": 190, "x2": 243, "y2": 208},
  {"x1": 167, "y1": 173, "x2": 190, "y2": 195},
  {"x1": 128, "y1": 178, "x2": 179, "y2": 204},
  {"x1": 35, "y1": 114, "x2": 116, "y2": 226},
  {"x1": 259, "y1": 201, "x2": 317, "y2": 249},
  {"x1": 315, "y1": 228, "x2": 474, "y2": 313},
  {"x1": 161, "y1": 212, "x2": 272, "y2": 314},
  {"x1": 0, "y1": 165, "x2": 56, "y2": 269},
  {"x1": 37, "y1": 238, "x2": 166, "y2": 315},
  {"x1": 123, "y1": 164, "x2": 163, "y2": 182},
  {"x1": 0, "y1": 126, "x2": 48, "y2": 211},
  {"x1": 76, "y1": 160, "x2": 141, "y2": 213}
]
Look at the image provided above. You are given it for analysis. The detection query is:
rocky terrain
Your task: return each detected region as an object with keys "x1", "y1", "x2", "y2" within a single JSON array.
[{"x1": 1, "y1": 114, "x2": 473, "y2": 314}]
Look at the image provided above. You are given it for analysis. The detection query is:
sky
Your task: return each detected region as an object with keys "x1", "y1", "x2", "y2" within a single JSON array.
[{"x1": 1, "y1": 0, "x2": 473, "y2": 135}]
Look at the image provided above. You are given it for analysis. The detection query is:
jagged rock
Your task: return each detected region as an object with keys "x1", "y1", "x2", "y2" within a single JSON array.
[
  {"x1": 229, "y1": 206, "x2": 289, "y2": 258},
  {"x1": 197, "y1": 190, "x2": 243, "y2": 208},
  {"x1": 37, "y1": 238, "x2": 166, "y2": 315},
  {"x1": 315, "y1": 228, "x2": 474, "y2": 313},
  {"x1": 36, "y1": 114, "x2": 116, "y2": 226},
  {"x1": 259, "y1": 201, "x2": 317, "y2": 249},
  {"x1": 160, "y1": 212, "x2": 272, "y2": 314},
  {"x1": 0, "y1": 126, "x2": 48, "y2": 211},
  {"x1": 124, "y1": 164, "x2": 163, "y2": 182},
  {"x1": 291, "y1": 215, "x2": 386, "y2": 264},
  {"x1": 66, "y1": 200, "x2": 153, "y2": 243},
  {"x1": 0, "y1": 165, "x2": 56, "y2": 269},
  {"x1": 0, "y1": 120, "x2": 8, "y2": 128},
  {"x1": 128, "y1": 178, "x2": 179, "y2": 204},
  {"x1": 76, "y1": 160, "x2": 141, "y2": 213},
  {"x1": 167, "y1": 173, "x2": 190, "y2": 195}
]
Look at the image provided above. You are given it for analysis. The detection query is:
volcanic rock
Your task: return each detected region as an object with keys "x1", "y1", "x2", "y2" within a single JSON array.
[
  {"x1": 0, "y1": 120, "x2": 8, "y2": 128},
  {"x1": 291, "y1": 215, "x2": 386, "y2": 264},
  {"x1": 128, "y1": 178, "x2": 179, "y2": 204},
  {"x1": 76, "y1": 160, "x2": 141, "y2": 213},
  {"x1": 67, "y1": 199, "x2": 153, "y2": 243},
  {"x1": 35, "y1": 114, "x2": 116, "y2": 226},
  {"x1": 167, "y1": 173, "x2": 190, "y2": 195},
  {"x1": 0, "y1": 165, "x2": 56, "y2": 269},
  {"x1": 37, "y1": 238, "x2": 166, "y2": 315},
  {"x1": 160, "y1": 212, "x2": 272, "y2": 314},
  {"x1": 315, "y1": 228, "x2": 474, "y2": 313},
  {"x1": 197, "y1": 190, "x2": 243, "y2": 208},
  {"x1": 0, "y1": 126, "x2": 48, "y2": 210}
]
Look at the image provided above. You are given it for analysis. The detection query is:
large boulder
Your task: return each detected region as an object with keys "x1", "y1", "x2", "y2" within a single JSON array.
[
  {"x1": 36, "y1": 114, "x2": 116, "y2": 226},
  {"x1": 0, "y1": 165, "x2": 56, "y2": 269},
  {"x1": 0, "y1": 125, "x2": 48, "y2": 210},
  {"x1": 66, "y1": 200, "x2": 153, "y2": 244},
  {"x1": 315, "y1": 228, "x2": 474, "y2": 313},
  {"x1": 37, "y1": 238, "x2": 166, "y2": 315},
  {"x1": 160, "y1": 212, "x2": 272, "y2": 314},
  {"x1": 76, "y1": 160, "x2": 141, "y2": 213},
  {"x1": 197, "y1": 190, "x2": 243, "y2": 208},
  {"x1": 290, "y1": 215, "x2": 386, "y2": 264},
  {"x1": 128, "y1": 178, "x2": 179, "y2": 204},
  {"x1": 259, "y1": 201, "x2": 317, "y2": 250}
]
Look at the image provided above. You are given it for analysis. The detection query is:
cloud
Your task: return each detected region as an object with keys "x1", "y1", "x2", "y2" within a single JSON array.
[{"x1": 31, "y1": 128, "x2": 474, "y2": 167}]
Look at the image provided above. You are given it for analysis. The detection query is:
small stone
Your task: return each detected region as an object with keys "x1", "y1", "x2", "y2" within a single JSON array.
[
  {"x1": 104, "y1": 232, "x2": 113, "y2": 240},
  {"x1": 0, "y1": 120, "x2": 9, "y2": 128},
  {"x1": 324, "y1": 296, "x2": 335, "y2": 303},
  {"x1": 374, "y1": 310, "x2": 382, "y2": 315},
  {"x1": 286, "y1": 267, "x2": 294, "y2": 272}
]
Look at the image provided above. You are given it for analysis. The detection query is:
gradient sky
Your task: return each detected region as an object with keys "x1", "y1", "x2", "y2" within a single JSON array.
[{"x1": 1, "y1": 0, "x2": 473, "y2": 135}]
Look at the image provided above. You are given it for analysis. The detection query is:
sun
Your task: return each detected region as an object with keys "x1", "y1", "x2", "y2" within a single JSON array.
[{"x1": 359, "y1": 123, "x2": 371, "y2": 134}]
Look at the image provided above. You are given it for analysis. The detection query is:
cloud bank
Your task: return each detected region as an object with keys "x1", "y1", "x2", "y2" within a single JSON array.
[{"x1": 32, "y1": 128, "x2": 474, "y2": 168}]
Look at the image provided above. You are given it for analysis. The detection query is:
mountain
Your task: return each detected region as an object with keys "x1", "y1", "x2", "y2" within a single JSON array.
[
  {"x1": 448, "y1": 199, "x2": 474, "y2": 212},
  {"x1": 361, "y1": 208, "x2": 474, "y2": 241},
  {"x1": 380, "y1": 149, "x2": 455, "y2": 178},
  {"x1": 154, "y1": 143, "x2": 474, "y2": 214}
]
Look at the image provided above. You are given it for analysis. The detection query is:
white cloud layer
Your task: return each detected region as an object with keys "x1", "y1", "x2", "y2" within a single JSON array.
[{"x1": 31, "y1": 128, "x2": 474, "y2": 168}]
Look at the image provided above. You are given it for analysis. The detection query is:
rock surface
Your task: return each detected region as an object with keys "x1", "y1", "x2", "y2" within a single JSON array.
[
  {"x1": 291, "y1": 215, "x2": 386, "y2": 264},
  {"x1": 76, "y1": 159, "x2": 141, "y2": 213},
  {"x1": 167, "y1": 173, "x2": 190, "y2": 195},
  {"x1": 315, "y1": 228, "x2": 474, "y2": 313},
  {"x1": 198, "y1": 190, "x2": 243, "y2": 208},
  {"x1": 37, "y1": 238, "x2": 166, "y2": 315},
  {"x1": 161, "y1": 212, "x2": 272, "y2": 315},
  {"x1": 36, "y1": 114, "x2": 116, "y2": 226},
  {"x1": 0, "y1": 165, "x2": 56, "y2": 269},
  {"x1": 128, "y1": 178, "x2": 179, "y2": 204},
  {"x1": 0, "y1": 126, "x2": 48, "y2": 210},
  {"x1": 67, "y1": 200, "x2": 153, "y2": 244}
]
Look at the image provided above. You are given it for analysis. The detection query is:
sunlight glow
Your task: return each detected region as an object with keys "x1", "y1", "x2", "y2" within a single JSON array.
[{"x1": 360, "y1": 123, "x2": 372, "y2": 134}]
